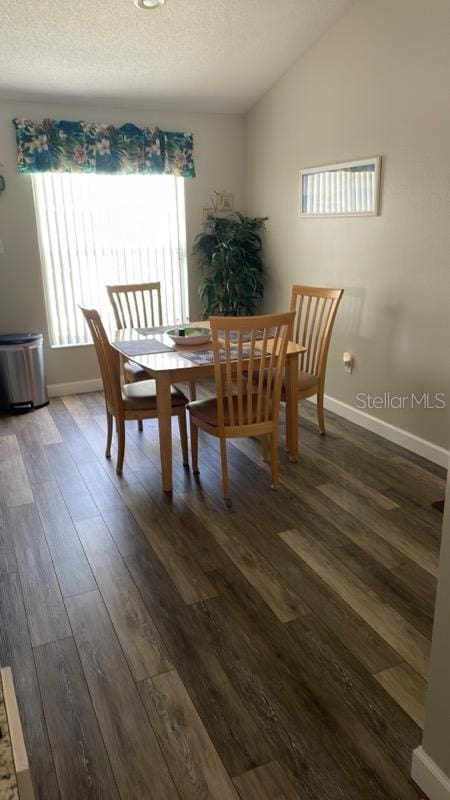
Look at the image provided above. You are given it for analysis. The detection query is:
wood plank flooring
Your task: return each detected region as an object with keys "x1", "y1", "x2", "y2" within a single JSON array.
[{"x1": 0, "y1": 392, "x2": 445, "y2": 799}]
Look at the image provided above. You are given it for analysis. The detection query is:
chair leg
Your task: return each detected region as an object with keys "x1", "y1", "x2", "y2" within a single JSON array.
[
  {"x1": 284, "y1": 401, "x2": 291, "y2": 453},
  {"x1": 190, "y1": 417, "x2": 199, "y2": 474},
  {"x1": 261, "y1": 435, "x2": 270, "y2": 462},
  {"x1": 317, "y1": 388, "x2": 325, "y2": 434},
  {"x1": 270, "y1": 430, "x2": 279, "y2": 490},
  {"x1": 189, "y1": 415, "x2": 200, "y2": 475},
  {"x1": 126, "y1": 369, "x2": 143, "y2": 431},
  {"x1": 178, "y1": 410, "x2": 189, "y2": 467},
  {"x1": 105, "y1": 412, "x2": 113, "y2": 459},
  {"x1": 116, "y1": 419, "x2": 125, "y2": 475},
  {"x1": 219, "y1": 438, "x2": 231, "y2": 506}
]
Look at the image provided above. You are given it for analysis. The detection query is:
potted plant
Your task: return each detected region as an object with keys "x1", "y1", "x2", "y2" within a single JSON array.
[{"x1": 194, "y1": 202, "x2": 267, "y2": 317}]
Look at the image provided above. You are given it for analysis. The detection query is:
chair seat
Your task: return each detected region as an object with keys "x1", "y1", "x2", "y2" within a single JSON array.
[
  {"x1": 291, "y1": 370, "x2": 319, "y2": 394},
  {"x1": 123, "y1": 360, "x2": 149, "y2": 382},
  {"x1": 122, "y1": 380, "x2": 187, "y2": 411},
  {"x1": 188, "y1": 396, "x2": 269, "y2": 427}
]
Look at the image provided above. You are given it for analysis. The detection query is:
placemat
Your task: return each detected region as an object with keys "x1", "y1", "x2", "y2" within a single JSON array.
[
  {"x1": 178, "y1": 346, "x2": 269, "y2": 366},
  {"x1": 117, "y1": 339, "x2": 173, "y2": 356},
  {"x1": 136, "y1": 325, "x2": 170, "y2": 336}
]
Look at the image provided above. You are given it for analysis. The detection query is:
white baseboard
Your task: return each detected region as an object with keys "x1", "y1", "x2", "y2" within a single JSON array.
[
  {"x1": 412, "y1": 747, "x2": 450, "y2": 800},
  {"x1": 47, "y1": 378, "x2": 103, "y2": 398},
  {"x1": 306, "y1": 394, "x2": 449, "y2": 469}
]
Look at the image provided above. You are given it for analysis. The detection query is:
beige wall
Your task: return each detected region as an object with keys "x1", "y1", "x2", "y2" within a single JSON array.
[
  {"x1": 0, "y1": 98, "x2": 244, "y2": 385},
  {"x1": 245, "y1": 0, "x2": 450, "y2": 449},
  {"x1": 421, "y1": 472, "x2": 450, "y2": 779}
]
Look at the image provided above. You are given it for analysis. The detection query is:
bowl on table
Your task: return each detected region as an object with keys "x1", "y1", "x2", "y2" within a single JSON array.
[{"x1": 166, "y1": 326, "x2": 211, "y2": 346}]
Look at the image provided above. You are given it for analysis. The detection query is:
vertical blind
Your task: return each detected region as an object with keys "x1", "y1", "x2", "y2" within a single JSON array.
[{"x1": 32, "y1": 172, "x2": 189, "y2": 347}]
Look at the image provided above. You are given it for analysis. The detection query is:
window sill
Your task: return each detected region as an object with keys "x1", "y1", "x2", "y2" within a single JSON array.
[{"x1": 49, "y1": 341, "x2": 94, "y2": 350}]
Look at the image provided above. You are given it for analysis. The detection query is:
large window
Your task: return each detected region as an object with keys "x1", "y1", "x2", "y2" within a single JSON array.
[{"x1": 32, "y1": 173, "x2": 188, "y2": 347}]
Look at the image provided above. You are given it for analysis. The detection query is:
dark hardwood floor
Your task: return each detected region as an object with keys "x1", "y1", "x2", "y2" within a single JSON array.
[{"x1": 0, "y1": 390, "x2": 445, "y2": 799}]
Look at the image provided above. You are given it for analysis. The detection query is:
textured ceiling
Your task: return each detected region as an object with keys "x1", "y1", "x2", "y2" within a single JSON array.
[{"x1": 0, "y1": 0, "x2": 353, "y2": 113}]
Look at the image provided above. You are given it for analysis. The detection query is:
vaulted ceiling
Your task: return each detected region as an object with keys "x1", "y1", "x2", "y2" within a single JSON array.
[{"x1": 1, "y1": 0, "x2": 353, "y2": 113}]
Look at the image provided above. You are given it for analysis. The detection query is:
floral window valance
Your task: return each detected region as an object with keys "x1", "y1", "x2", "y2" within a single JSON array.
[{"x1": 12, "y1": 118, "x2": 195, "y2": 178}]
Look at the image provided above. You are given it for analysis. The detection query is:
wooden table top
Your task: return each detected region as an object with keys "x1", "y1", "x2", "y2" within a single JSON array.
[{"x1": 112, "y1": 323, "x2": 305, "y2": 376}]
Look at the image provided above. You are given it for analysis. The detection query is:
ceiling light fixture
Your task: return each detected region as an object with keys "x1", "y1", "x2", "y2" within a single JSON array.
[{"x1": 134, "y1": 0, "x2": 165, "y2": 8}]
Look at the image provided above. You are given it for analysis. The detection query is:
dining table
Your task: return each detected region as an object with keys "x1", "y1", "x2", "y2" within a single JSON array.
[{"x1": 112, "y1": 322, "x2": 306, "y2": 492}]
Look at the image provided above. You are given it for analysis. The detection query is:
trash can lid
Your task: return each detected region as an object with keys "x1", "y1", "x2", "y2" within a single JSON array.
[{"x1": 0, "y1": 332, "x2": 43, "y2": 345}]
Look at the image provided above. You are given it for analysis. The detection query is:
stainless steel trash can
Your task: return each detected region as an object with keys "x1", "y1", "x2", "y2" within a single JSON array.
[{"x1": 0, "y1": 333, "x2": 48, "y2": 412}]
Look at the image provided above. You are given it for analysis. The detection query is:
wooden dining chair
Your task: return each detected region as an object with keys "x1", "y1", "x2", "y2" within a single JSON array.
[
  {"x1": 188, "y1": 311, "x2": 294, "y2": 505},
  {"x1": 107, "y1": 281, "x2": 166, "y2": 431},
  {"x1": 80, "y1": 306, "x2": 188, "y2": 475},
  {"x1": 106, "y1": 281, "x2": 163, "y2": 383},
  {"x1": 107, "y1": 281, "x2": 163, "y2": 330},
  {"x1": 287, "y1": 284, "x2": 343, "y2": 434}
]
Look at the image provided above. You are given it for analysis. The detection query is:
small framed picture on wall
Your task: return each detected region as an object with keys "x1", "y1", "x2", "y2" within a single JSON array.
[
  {"x1": 217, "y1": 193, "x2": 234, "y2": 212},
  {"x1": 300, "y1": 156, "x2": 381, "y2": 217}
]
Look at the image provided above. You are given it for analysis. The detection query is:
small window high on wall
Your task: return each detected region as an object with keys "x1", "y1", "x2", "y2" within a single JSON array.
[{"x1": 32, "y1": 173, "x2": 189, "y2": 347}]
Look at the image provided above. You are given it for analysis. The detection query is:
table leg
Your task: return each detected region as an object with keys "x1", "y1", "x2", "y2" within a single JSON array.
[
  {"x1": 156, "y1": 373, "x2": 173, "y2": 492},
  {"x1": 285, "y1": 352, "x2": 299, "y2": 463}
]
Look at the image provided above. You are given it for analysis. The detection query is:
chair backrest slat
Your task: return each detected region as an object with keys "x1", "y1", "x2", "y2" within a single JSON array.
[
  {"x1": 116, "y1": 293, "x2": 127, "y2": 328},
  {"x1": 246, "y1": 328, "x2": 256, "y2": 426},
  {"x1": 79, "y1": 306, "x2": 122, "y2": 414},
  {"x1": 124, "y1": 292, "x2": 133, "y2": 326},
  {"x1": 133, "y1": 292, "x2": 140, "y2": 327},
  {"x1": 107, "y1": 282, "x2": 163, "y2": 329},
  {"x1": 294, "y1": 295, "x2": 304, "y2": 344},
  {"x1": 223, "y1": 332, "x2": 235, "y2": 427},
  {"x1": 310, "y1": 296, "x2": 327, "y2": 373},
  {"x1": 290, "y1": 285, "x2": 343, "y2": 378},
  {"x1": 210, "y1": 312, "x2": 294, "y2": 435},
  {"x1": 265, "y1": 324, "x2": 280, "y2": 421},
  {"x1": 236, "y1": 332, "x2": 245, "y2": 426},
  {"x1": 303, "y1": 296, "x2": 312, "y2": 363},
  {"x1": 256, "y1": 326, "x2": 269, "y2": 423}
]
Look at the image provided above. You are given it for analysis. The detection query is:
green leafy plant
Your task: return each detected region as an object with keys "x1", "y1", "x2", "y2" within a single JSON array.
[{"x1": 194, "y1": 209, "x2": 267, "y2": 317}]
